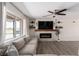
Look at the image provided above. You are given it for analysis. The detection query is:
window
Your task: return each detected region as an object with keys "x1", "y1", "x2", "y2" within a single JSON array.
[
  {"x1": 5, "y1": 15, "x2": 22, "y2": 40},
  {"x1": 5, "y1": 19, "x2": 14, "y2": 39},
  {"x1": 15, "y1": 20, "x2": 21, "y2": 37}
]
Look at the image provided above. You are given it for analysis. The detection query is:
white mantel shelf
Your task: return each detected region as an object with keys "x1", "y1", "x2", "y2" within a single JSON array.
[{"x1": 35, "y1": 29, "x2": 57, "y2": 31}]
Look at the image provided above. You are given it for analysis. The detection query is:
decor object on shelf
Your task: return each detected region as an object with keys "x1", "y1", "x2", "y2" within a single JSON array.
[
  {"x1": 30, "y1": 21, "x2": 35, "y2": 24},
  {"x1": 57, "y1": 21, "x2": 62, "y2": 24},
  {"x1": 55, "y1": 26, "x2": 63, "y2": 40},
  {"x1": 29, "y1": 25, "x2": 35, "y2": 29},
  {"x1": 55, "y1": 26, "x2": 63, "y2": 29},
  {"x1": 29, "y1": 20, "x2": 35, "y2": 29}
]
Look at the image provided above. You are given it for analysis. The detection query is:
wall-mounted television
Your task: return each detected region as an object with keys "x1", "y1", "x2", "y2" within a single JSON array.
[{"x1": 38, "y1": 21, "x2": 53, "y2": 29}]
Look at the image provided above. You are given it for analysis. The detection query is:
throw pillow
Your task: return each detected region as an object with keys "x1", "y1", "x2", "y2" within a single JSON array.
[
  {"x1": 5, "y1": 44, "x2": 19, "y2": 56},
  {"x1": 0, "y1": 46, "x2": 8, "y2": 56}
]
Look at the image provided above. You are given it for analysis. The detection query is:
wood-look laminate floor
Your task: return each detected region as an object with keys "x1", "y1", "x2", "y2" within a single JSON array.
[{"x1": 36, "y1": 41, "x2": 78, "y2": 56}]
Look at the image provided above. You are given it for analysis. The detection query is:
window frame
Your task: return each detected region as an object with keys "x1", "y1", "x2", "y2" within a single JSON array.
[
  {"x1": 5, "y1": 18, "x2": 14, "y2": 40},
  {"x1": 5, "y1": 12, "x2": 23, "y2": 40},
  {"x1": 15, "y1": 19, "x2": 22, "y2": 37}
]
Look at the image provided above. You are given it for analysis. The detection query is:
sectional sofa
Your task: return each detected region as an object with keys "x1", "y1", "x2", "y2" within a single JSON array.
[{"x1": 0, "y1": 37, "x2": 38, "y2": 56}]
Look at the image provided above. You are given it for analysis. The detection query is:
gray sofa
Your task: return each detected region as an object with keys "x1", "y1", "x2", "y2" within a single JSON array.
[
  {"x1": 0, "y1": 37, "x2": 38, "y2": 56},
  {"x1": 12, "y1": 37, "x2": 38, "y2": 56}
]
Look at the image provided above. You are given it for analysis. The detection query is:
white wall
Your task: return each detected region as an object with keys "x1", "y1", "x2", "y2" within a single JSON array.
[
  {"x1": 23, "y1": 17, "x2": 30, "y2": 37},
  {"x1": 36, "y1": 31, "x2": 58, "y2": 41},
  {"x1": 0, "y1": 2, "x2": 2, "y2": 42},
  {"x1": 56, "y1": 11, "x2": 79, "y2": 41}
]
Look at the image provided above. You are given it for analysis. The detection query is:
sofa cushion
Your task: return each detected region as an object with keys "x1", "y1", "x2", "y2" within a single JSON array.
[
  {"x1": 19, "y1": 44, "x2": 37, "y2": 55},
  {"x1": 35, "y1": 54, "x2": 58, "y2": 56},
  {"x1": 6, "y1": 44, "x2": 19, "y2": 56},
  {"x1": 24, "y1": 37, "x2": 31, "y2": 44},
  {"x1": 13, "y1": 38, "x2": 25, "y2": 50},
  {"x1": 28, "y1": 38, "x2": 38, "y2": 44}
]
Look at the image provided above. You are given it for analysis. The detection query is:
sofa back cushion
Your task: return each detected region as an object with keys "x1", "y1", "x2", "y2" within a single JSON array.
[{"x1": 13, "y1": 38, "x2": 25, "y2": 50}]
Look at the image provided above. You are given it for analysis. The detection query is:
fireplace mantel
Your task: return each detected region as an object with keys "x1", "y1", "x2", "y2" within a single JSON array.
[{"x1": 35, "y1": 29, "x2": 57, "y2": 31}]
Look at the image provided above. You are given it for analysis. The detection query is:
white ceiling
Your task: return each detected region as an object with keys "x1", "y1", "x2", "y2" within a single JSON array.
[{"x1": 13, "y1": 2, "x2": 79, "y2": 19}]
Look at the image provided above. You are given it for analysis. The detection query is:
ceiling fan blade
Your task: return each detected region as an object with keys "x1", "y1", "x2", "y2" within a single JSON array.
[
  {"x1": 56, "y1": 9, "x2": 67, "y2": 13},
  {"x1": 57, "y1": 13, "x2": 66, "y2": 15},
  {"x1": 48, "y1": 11, "x2": 54, "y2": 13}
]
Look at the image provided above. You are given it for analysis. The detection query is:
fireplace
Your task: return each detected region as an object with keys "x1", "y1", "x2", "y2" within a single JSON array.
[{"x1": 40, "y1": 33, "x2": 52, "y2": 38}]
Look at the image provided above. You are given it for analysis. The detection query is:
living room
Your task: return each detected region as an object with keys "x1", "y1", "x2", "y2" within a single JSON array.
[{"x1": 0, "y1": 2, "x2": 79, "y2": 56}]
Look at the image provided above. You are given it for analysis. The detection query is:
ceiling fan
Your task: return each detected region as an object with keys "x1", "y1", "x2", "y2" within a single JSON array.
[
  {"x1": 43, "y1": 3, "x2": 79, "y2": 17},
  {"x1": 48, "y1": 9, "x2": 67, "y2": 16},
  {"x1": 43, "y1": 9, "x2": 67, "y2": 17}
]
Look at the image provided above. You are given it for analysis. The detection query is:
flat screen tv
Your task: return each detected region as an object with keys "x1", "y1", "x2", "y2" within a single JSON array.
[{"x1": 38, "y1": 21, "x2": 53, "y2": 29}]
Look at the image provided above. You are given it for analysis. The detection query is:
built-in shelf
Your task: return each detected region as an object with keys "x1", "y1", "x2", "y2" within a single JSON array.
[{"x1": 35, "y1": 29, "x2": 58, "y2": 31}]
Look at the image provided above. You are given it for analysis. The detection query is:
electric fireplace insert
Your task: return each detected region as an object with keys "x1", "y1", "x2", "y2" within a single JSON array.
[{"x1": 40, "y1": 33, "x2": 52, "y2": 38}]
